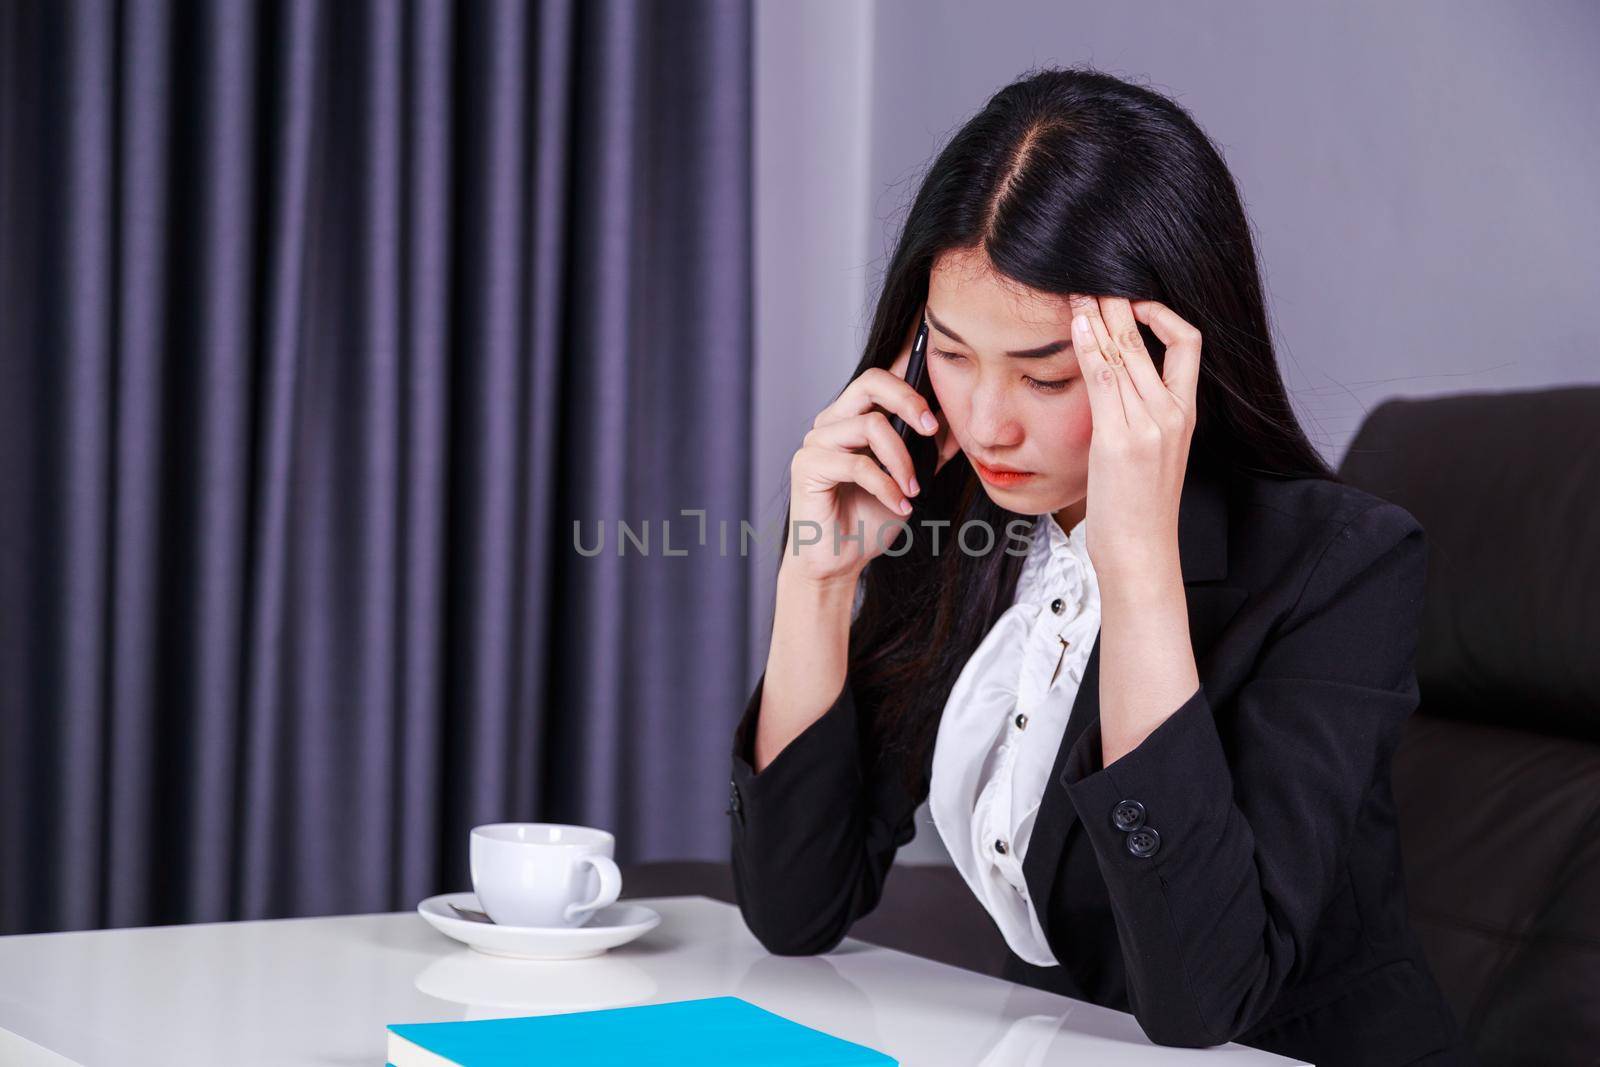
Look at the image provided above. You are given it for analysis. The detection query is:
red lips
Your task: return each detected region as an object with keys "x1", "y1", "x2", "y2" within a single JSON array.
[{"x1": 972, "y1": 457, "x2": 1036, "y2": 487}]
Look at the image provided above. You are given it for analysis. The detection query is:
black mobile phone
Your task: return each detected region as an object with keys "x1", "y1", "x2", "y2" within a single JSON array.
[{"x1": 886, "y1": 316, "x2": 941, "y2": 498}]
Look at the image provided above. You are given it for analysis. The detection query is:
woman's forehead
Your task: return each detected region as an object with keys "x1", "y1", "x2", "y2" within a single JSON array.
[{"x1": 928, "y1": 254, "x2": 1076, "y2": 355}]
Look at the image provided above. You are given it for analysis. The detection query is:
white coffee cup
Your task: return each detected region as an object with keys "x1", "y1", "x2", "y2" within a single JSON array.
[{"x1": 469, "y1": 823, "x2": 623, "y2": 928}]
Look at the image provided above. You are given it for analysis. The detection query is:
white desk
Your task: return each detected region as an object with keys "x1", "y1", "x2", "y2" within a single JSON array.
[{"x1": 0, "y1": 895, "x2": 1305, "y2": 1066}]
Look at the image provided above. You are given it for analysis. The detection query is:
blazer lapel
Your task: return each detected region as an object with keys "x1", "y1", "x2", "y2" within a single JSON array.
[{"x1": 1020, "y1": 454, "x2": 1249, "y2": 948}]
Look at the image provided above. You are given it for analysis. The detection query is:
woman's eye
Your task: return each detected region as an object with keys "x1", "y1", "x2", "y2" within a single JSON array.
[{"x1": 934, "y1": 348, "x2": 1069, "y2": 393}]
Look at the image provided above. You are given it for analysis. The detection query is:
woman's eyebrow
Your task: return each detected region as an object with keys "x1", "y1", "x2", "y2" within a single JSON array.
[{"x1": 925, "y1": 307, "x2": 1074, "y2": 359}]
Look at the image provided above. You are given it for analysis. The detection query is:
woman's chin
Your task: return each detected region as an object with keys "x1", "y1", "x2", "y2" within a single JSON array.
[
  {"x1": 974, "y1": 476, "x2": 1078, "y2": 518},
  {"x1": 975, "y1": 479, "x2": 1048, "y2": 508}
]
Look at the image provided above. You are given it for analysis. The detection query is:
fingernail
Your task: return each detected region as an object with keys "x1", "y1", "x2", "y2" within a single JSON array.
[
  {"x1": 920, "y1": 410, "x2": 938, "y2": 433},
  {"x1": 1072, "y1": 315, "x2": 1089, "y2": 334},
  {"x1": 899, "y1": 498, "x2": 913, "y2": 515},
  {"x1": 908, "y1": 477, "x2": 920, "y2": 495}
]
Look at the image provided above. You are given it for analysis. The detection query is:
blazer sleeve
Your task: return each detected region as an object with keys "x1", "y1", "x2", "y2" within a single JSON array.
[
  {"x1": 1055, "y1": 500, "x2": 1428, "y2": 1048},
  {"x1": 727, "y1": 670, "x2": 919, "y2": 955}
]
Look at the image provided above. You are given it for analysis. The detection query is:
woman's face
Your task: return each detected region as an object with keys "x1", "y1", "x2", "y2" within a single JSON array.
[{"x1": 924, "y1": 247, "x2": 1092, "y2": 516}]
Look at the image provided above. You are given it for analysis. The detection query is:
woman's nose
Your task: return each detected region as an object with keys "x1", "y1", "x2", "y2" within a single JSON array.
[{"x1": 967, "y1": 391, "x2": 1024, "y2": 449}]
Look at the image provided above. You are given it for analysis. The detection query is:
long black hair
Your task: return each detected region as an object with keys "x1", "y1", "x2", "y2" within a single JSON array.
[{"x1": 777, "y1": 65, "x2": 1336, "y2": 796}]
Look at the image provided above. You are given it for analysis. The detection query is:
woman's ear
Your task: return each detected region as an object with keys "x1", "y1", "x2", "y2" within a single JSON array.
[{"x1": 889, "y1": 348, "x2": 910, "y2": 381}]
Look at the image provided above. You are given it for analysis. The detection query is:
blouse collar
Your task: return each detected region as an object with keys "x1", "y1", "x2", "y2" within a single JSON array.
[
  {"x1": 1035, "y1": 509, "x2": 1091, "y2": 571},
  {"x1": 1014, "y1": 508, "x2": 1097, "y2": 610}
]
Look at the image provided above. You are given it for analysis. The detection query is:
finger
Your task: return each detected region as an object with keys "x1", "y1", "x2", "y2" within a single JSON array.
[
  {"x1": 1084, "y1": 296, "x2": 1156, "y2": 433},
  {"x1": 1075, "y1": 295, "x2": 1139, "y2": 425},
  {"x1": 815, "y1": 367, "x2": 939, "y2": 437},
  {"x1": 804, "y1": 411, "x2": 920, "y2": 496},
  {"x1": 1070, "y1": 293, "x2": 1123, "y2": 369},
  {"x1": 1131, "y1": 300, "x2": 1202, "y2": 406},
  {"x1": 1071, "y1": 312, "x2": 1128, "y2": 430},
  {"x1": 797, "y1": 446, "x2": 913, "y2": 516},
  {"x1": 1099, "y1": 297, "x2": 1169, "y2": 407}
]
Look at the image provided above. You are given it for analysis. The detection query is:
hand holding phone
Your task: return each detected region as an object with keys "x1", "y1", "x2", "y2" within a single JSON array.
[{"x1": 783, "y1": 316, "x2": 944, "y2": 584}]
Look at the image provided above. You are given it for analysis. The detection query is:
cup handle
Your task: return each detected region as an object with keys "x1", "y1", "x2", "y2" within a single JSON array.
[{"x1": 564, "y1": 854, "x2": 622, "y2": 924}]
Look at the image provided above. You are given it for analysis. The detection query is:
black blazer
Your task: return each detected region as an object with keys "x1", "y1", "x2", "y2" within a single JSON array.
[{"x1": 727, "y1": 456, "x2": 1477, "y2": 1067}]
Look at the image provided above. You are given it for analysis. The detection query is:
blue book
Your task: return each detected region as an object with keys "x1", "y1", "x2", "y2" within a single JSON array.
[{"x1": 386, "y1": 995, "x2": 898, "y2": 1066}]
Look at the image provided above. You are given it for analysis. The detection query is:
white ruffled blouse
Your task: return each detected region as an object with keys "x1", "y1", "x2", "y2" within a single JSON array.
[{"x1": 928, "y1": 510, "x2": 1100, "y2": 967}]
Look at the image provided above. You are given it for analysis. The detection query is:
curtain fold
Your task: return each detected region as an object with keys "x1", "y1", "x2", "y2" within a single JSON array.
[{"x1": 0, "y1": 0, "x2": 753, "y2": 935}]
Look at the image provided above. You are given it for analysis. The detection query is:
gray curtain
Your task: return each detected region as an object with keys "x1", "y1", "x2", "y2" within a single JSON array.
[{"x1": 0, "y1": 0, "x2": 753, "y2": 934}]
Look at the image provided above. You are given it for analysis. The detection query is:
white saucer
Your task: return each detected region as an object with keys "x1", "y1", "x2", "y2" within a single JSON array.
[{"x1": 417, "y1": 892, "x2": 661, "y2": 960}]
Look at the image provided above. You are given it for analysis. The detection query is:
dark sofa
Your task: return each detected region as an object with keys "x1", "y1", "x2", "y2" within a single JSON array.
[{"x1": 1337, "y1": 386, "x2": 1600, "y2": 1064}]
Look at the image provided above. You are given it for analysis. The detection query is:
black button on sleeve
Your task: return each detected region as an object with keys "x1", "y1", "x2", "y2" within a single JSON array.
[
  {"x1": 1126, "y1": 827, "x2": 1161, "y2": 858},
  {"x1": 1111, "y1": 798, "x2": 1145, "y2": 832}
]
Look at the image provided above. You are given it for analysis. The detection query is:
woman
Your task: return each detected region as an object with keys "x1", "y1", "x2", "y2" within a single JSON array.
[{"x1": 727, "y1": 66, "x2": 1473, "y2": 1066}]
